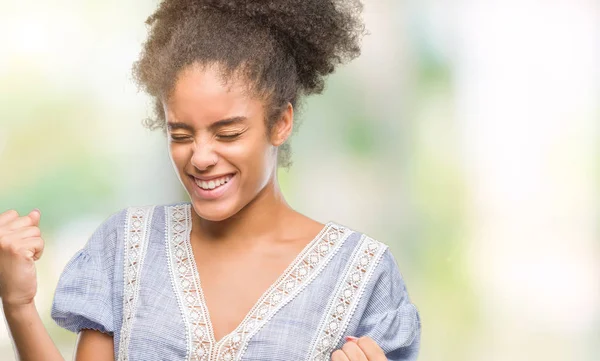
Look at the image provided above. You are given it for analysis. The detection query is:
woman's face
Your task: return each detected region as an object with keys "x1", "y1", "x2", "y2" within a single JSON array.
[{"x1": 164, "y1": 64, "x2": 287, "y2": 221}]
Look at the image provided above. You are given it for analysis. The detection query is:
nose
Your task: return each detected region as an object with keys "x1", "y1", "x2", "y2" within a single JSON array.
[{"x1": 190, "y1": 140, "x2": 218, "y2": 170}]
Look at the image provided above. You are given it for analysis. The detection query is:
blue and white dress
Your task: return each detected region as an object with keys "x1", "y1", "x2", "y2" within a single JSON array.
[{"x1": 51, "y1": 203, "x2": 421, "y2": 361}]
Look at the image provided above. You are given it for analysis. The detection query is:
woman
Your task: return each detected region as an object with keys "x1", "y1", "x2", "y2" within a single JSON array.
[{"x1": 0, "y1": 0, "x2": 420, "y2": 360}]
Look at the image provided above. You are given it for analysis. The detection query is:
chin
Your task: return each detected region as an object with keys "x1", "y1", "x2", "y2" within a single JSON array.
[{"x1": 189, "y1": 199, "x2": 240, "y2": 222}]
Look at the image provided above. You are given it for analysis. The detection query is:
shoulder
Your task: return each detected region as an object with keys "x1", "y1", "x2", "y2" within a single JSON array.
[
  {"x1": 100, "y1": 201, "x2": 191, "y2": 233},
  {"x1": 334, "y1": 223, "x2": 409, "y2": 292},
  {"x1": 331, "y1": 223, "x2": 406, "y2": 290},
  {"x1": 82, "y1": 202, "x2": 187, "y2": 251},
  {"x1": 335, "y1": 223, "x2": 391, "y2": 265}
]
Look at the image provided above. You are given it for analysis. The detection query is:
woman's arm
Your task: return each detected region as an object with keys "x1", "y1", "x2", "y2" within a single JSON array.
[
  {"x1": 4, "y1": 302, "x2": 115, "y2": 361},
  {"x1": 3, "y1": 302, "x2": 64, "y2": 361},
  {"x1": 0, "y1": 209, "x2": 64, "y2": 360},
  {"x1": 75, "y1": 330, "x2": 115, "y2": 361},
  {"x1": 1, "y1": 209, "x2": 115, "y2": 361}
]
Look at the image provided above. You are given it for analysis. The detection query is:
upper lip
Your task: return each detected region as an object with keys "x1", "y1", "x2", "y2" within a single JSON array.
[{"x1": 188, "y1": 173, "x2": 235, "y2": 181}]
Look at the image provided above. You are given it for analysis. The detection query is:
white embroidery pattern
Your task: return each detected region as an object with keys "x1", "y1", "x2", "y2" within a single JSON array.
[
  {"x1": 165, "y1": 204, "x2": 352, "y2": 361},
  {"x1": 306, "y1": 235, "x2": 387, "y2": 361},
  {"x1": 117, "y1": 206, "x2": 155, "y2": 361},
  {"x1": 165, "y1": 204, "x2": 213, "y2": 361},
  {"x1": 217, "y1": 223, "x2": 352, "y2": 361}
]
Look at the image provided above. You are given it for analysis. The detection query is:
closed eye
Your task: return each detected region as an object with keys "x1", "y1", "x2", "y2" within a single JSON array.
[
  {"x1": 217, "y1": 133, "x2": 242, "y2": 140},
  {"x1": 169, "y1": 135, "x2": 193, "y2": 142}
]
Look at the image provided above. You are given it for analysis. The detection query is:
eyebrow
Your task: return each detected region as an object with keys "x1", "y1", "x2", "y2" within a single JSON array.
[{"x1": 167, "y1": 116, "x2": 247, "y2": 132}]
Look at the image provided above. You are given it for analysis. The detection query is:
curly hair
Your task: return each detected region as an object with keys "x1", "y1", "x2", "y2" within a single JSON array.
[{"x1": 133, "y1": 0, "x2": 365, "y2": 167}]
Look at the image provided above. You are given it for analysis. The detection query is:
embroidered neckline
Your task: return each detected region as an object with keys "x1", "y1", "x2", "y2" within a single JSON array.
[
  {"x1": 118, "y1": 206, "x2": 155, "y2": 361},
  {"x1": 165, "y1": 204, "x2": 213, "y2": 361},
  {"x1": 165, "y1": 203, "x2": 352, "y2": 361}
]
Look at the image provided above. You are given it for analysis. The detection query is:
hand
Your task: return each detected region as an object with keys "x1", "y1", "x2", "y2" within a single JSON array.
[
  {"x1": 331, "y1": 336, "x2": 387, "y2": 361},
  {"x1": 0, "y1": 209, "x2": 44, "y2": 308}
]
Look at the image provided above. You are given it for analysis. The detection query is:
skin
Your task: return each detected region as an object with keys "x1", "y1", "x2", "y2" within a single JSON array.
[
  {"x1": 0, "y1": 62, "x2": 387, "y2": 360},
  {"x1": 330, "y1": 336, "x2": 388, "y2": 361}
]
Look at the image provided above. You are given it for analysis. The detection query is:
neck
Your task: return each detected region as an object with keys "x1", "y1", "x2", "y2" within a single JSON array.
[{"x1": 190, "y1": 173, "x2": 294, "y2": 248}]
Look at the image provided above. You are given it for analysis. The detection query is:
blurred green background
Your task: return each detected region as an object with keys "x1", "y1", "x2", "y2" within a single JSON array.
[{"x1": 1, "y1": 0, "x2": 598, "y2": 360}]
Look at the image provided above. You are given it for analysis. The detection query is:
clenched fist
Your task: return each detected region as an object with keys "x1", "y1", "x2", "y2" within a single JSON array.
[
  {"x1": 0, "y1": 209, "x2": 45, "y2": 307},
  {"x1": 331, "y1": 336, "x2": 388, "y2": 361}
]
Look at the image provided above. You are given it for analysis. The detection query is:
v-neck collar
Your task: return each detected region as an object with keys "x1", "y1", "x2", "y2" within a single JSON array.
[{"x1": 164, "y1": 203, "x2": 352, "y2": 361}]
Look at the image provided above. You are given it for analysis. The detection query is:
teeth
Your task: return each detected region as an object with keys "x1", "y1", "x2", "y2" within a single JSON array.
[{"x1": 194, "y1": 175, "x2": 232, "y2": 190}]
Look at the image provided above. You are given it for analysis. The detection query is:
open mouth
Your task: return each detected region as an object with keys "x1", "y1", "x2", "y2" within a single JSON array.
[
  {"x1": 188, "y1": 173, "x2": 236, "y2": 200},
  {"x1": 193, "y1": 174, "x2": 233, "y2": 191}
]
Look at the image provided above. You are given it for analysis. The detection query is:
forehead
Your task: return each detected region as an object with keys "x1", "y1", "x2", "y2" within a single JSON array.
[{"x1": 164, "y1": 64, "x2": 263, "y2": 123}]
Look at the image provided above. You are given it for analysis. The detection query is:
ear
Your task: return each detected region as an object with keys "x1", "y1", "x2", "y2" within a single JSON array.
[{"x1": 270, "y1": 103, "x2": 294, "y2": 146}]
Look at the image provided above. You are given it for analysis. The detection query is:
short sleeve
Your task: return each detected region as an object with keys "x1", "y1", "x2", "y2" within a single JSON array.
[
  {"x1": 51, "y1": 210, "x2": 123, "y2": 334},
  {"x1": 356, "y1": 249, "x2": 421, "y2": 361}
]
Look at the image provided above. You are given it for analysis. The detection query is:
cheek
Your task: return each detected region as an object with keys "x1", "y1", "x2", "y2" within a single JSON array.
[
  {"x1": 169, "y1": 144, "x2": 190, "y2": 169},
  {"x1": 224, "y1": 136, "x2": 273, "y2": 183},
  {"x1": 230, "y1": 136, "x2": 272, "y2": 168}
]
